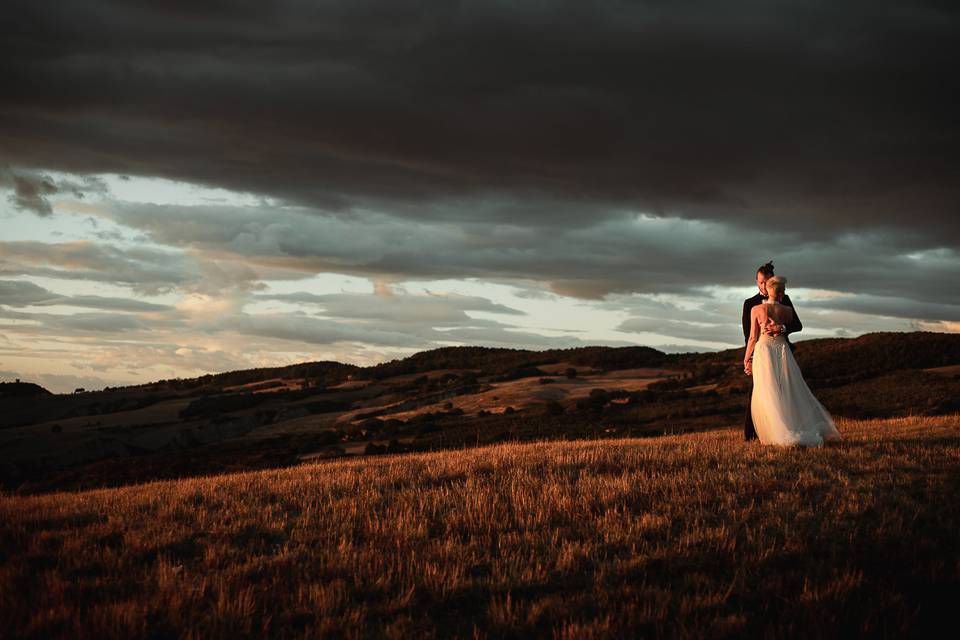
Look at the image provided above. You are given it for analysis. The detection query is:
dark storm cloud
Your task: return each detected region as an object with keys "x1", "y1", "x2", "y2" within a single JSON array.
[
  {"x1": 428, "y1": 325, "x2": 636, "y2": 349},
  {"x1": 244, "y1": 289, "x2": 635, "y2": 347},
  {"x1": 0, "y1": 168, "x2": 108, "y2": 216},
  {"x1": 0, "y1": 308, "x2": 150, "y2": 334},
  {"x1": 616, "y1": 316, "x2": 731, "y2": 344},
  {"x1": 223, "y1": 311, "x2": 556, "y2": 350},
  {"x1": 2, "y1": 1, "x2": 958, "y2": 240},
  {"x1": 0, "y1": 279, "x2": 171, "y2": 312},
  {"x1": 260, "y1": 290, "x2": 524, "y2": 323},
  {"x1": 0, "y1": 280, "x2": 58, "y2": 306},
  {"x1": 0, "y1": 241, "x2": 195, "y2": 295},
  {"x1": 8, "y1": 173, "x2": 56, "y2": 216},
  {"x1": 99, "y1": 201, "x2": 960, "y2": 304},
  {"x1": 803, "y1": 294, "x2": 960, "y2": 323}
]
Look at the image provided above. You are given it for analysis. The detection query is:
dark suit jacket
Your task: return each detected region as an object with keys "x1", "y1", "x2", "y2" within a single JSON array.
[{"x1": 742, "y1": 292, "x2": 802, "y2": 352}]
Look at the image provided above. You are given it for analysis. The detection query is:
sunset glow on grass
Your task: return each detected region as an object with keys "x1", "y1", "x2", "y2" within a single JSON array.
[{"x1": 2, "y1": 415, "x2": 957, "y2": 637}]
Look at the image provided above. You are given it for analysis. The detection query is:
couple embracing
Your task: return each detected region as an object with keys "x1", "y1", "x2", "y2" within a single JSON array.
[{"x1": 741, "y1": 261, "x2": 842, "y2": 447}]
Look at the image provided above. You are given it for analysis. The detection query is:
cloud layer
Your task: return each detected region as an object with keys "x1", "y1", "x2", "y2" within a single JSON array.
[
  {"x1": 2, "y1": 1, "x2": 958, "y2": 239},
  {"x1": 1, "y1": 1, "x2": 958, "y2": 391}
]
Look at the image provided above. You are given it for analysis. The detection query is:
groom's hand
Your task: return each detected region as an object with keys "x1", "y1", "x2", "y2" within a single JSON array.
[{"x1": 763, "y1": 319, "x2": 782, "y2": 336}]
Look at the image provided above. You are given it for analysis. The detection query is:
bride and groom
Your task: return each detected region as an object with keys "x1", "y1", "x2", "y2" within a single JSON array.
[{"x1": 741, "y1": 261, "x2": 842, "y2": 447}]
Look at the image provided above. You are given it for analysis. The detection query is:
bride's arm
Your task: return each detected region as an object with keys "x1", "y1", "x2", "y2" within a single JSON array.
[{"x1": 744, "y1": 308, "x2": 761, "y2": 371}]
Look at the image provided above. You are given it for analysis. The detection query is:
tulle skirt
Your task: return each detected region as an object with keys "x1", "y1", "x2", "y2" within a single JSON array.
[{"x1": 751, "y1": 334, "x2": 842, "y2": 447}]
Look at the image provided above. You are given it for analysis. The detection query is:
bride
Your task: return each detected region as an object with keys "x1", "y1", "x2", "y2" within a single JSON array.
[{"x1": 743, "y1": 276, "x2": 842, "y2": 447}]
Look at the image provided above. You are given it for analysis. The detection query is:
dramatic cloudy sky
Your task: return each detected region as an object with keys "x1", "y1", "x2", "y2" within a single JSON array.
[{"x1": 2, "y1": 1, "x2": 958, "y2": 392}]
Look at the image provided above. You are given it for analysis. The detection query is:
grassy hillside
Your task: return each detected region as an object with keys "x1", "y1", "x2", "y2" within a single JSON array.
[
  {"x1": 3, "y1": 331, "x2": 959, "y2": 494},
  {"x1": 2, "y1": 415, "x2": 958, "y2": 638}
]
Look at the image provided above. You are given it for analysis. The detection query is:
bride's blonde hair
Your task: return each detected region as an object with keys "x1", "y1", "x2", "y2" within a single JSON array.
[{"x1": 766, "y1": 275, "x2": 787, "y2": 298}]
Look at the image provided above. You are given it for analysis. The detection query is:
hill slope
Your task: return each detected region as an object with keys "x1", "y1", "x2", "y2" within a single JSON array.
[
  {"x1": 3, "y1": 331, "x2": 959, "y2": 493},
  {"x1": 2, "y1": 415, "x2": 958, "y2": 638}
]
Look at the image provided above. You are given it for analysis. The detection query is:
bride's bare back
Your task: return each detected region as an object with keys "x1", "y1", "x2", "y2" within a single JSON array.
[
  {"x1": 746, "y1": 302, "x2": 794, "y2": 353},
  {"x1": 754, "y1": 301, "x2": 794, "y2": 331}
]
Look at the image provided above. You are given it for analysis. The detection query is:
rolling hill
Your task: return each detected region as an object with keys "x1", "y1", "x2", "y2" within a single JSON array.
[{"x1": 2, "y1": 331, "x2": 959, "y2": 493}]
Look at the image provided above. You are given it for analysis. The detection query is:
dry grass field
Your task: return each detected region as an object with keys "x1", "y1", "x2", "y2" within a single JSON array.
[{"x1": 2, "y1": 415, "x2": 958, "y2": 639}]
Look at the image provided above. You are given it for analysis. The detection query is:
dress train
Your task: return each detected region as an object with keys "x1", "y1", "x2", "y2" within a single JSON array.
[{"x1": 751, "y1": 333, "x2": 842, "y2": 447}]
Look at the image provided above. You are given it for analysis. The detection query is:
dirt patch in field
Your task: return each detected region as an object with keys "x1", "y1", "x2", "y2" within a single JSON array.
[
  {"x1": 924, "y1": 365, "x2": 960, "y2": 377},
  {"x1": 536, "y1": 362, "x2": 601, "y2": 375},
  {"x1": 328, "y1": 379, "x2": 374, "y2": 390},
  {"x1": 223, "y1": 378, "x2": 305, "y2": 393}
]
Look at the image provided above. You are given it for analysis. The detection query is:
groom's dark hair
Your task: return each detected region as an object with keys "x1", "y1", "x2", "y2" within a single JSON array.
[{"x1": 757, "y1": 261, "x2": 775, "y2": 277}]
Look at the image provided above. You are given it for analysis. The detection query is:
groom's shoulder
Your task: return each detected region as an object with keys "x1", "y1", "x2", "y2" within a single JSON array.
[{"x1": 743, "y1": 293, "x2": 762, "y2": 305}]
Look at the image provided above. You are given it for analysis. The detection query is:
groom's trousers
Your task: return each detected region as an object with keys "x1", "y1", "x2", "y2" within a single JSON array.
[{"x1": 743, "y1": 378, "x2": 758, "y2": 441}]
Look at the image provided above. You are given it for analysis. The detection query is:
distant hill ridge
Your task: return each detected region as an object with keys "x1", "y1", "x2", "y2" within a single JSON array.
[
  {"x1": 9, "y1": 331, "x2": 960, "y2": 395},
  {"x1": 114, "y1": 330, "x2": 960, "y2": 392},
  {"x1": 0, "y1": 382, "x2": 52, "y2": 399}
]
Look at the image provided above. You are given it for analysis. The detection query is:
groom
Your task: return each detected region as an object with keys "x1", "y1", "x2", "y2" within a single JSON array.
[{"x1": 742, "y1": 261, "x2": 803, "y2": 441}]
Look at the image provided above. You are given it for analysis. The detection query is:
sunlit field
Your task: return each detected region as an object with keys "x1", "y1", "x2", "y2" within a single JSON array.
[{"x1": 2, "y1": 415, "x2": 958, "y2": 638}]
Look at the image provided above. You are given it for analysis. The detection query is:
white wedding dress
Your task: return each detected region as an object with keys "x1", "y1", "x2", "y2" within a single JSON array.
[{"x1": 751, "y1": 303, "x2": 842, "y2": 447}]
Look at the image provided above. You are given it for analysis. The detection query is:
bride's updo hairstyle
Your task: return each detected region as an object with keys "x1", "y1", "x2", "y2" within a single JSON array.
[{"x1": 766, "y1": 275, "x2": 787, "y2": 299}]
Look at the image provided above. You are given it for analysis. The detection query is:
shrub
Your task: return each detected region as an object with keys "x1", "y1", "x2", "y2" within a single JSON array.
[
  {"x1": 545, "y1": 400, "x2": 564, "y2": 416},
  {"x1": 364, "y1": 442, "x2": 387, "y2": 455}
]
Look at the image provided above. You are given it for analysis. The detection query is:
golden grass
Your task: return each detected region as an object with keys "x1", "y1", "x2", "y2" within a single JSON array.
[{"x1": 2, "y1": 415, "x2": 959, "y2": 638}]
